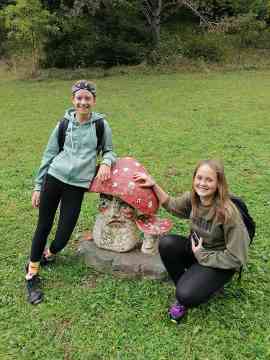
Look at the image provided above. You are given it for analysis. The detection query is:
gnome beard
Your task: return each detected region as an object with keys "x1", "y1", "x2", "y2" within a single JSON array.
[{"x1": 93, "y1": 194, "x2": 141, "y2": 252}]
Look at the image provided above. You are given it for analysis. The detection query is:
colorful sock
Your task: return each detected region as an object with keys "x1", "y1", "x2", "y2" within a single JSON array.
[{"x1": 26, "y1": 262, "x2": 40, "y2": 280}]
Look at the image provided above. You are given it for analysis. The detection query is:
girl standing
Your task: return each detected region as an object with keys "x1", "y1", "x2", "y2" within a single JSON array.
[{"x1": 26, "y1": 80, "x2": 116, "y2": 304}]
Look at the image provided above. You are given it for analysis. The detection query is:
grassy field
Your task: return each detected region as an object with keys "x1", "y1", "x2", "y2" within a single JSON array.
[{"x1": 0, "y1": 69, "x2": 270, "y2": 360}]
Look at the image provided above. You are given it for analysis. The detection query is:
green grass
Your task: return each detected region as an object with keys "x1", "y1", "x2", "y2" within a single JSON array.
[{"x1": 0, "y1": 69, "x2": 270, "y2": 360}]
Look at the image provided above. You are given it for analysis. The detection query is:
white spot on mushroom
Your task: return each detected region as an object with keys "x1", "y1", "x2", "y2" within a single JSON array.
[
  {"x1": 148, "y1": 201, "x2": 153, "y2": 208},
  {"x1": 123, "y1": 167, "x2": 129, "y2": 172},
  {"x1": 112, "y1": 182, "x2": 118, "y2": 188},
  {"x1": 113, "y1": 169, "x2": 118, "y2": 175},
  {"x1": 128, "y1": 181, "x2": 135, "y2": 190}
]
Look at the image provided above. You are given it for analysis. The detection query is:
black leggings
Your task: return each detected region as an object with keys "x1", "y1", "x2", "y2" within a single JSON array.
[
  {"x1": 159, "y1": 234, "x2": 235, "y2": 307},
  {"x1": 30, "y1": 174, "x2": 85, "y2": 262}
]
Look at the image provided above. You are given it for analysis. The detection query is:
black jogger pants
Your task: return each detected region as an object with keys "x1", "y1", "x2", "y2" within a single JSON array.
[
  {"x1": 30, "y1": 174, "x2": 86, "y2": 262},
  {"x1": 159, "y1": 234, "x2": 235, "y2": 307}
]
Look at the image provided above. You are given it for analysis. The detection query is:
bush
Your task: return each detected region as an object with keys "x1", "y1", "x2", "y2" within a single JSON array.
[
  {"x1": 42, "y1": 15, "x2": 96, "y2": 68},
  {"x1": 215, "y1": 13, "x2": 269, "y2": 48},
  {"x1": 217, "y1": 13, "x2": 266, "y2": 34},
  {"x1": 94, "y1": 39, "x2": 145, "y2": 67},
  {"x1": 0, "y1": 17, "x2": 7, "y2": 58},
  {"x1": 183, "y1": 34, "x2": 227, "y2": 63},
  {"x1": 197, "y1": 0, "x2": 270, "y2": 21},
  {"x1": 253, "y1": 29, "x2": 270, "y2": 49},
  {"x1": 43, "y1": 8, "x2": 149, "y2": 68},
  {"x1": 153, "y1": 33, "x2": 184, "y2": 65}
]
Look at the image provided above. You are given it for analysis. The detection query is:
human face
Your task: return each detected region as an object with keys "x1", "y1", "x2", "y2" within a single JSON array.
[
  {"x1": 72, "y1": 89, "x2": 96, "y2": 118},
  {"x1": 193, "y1": 164, "x2": 218, "y2": 205}
]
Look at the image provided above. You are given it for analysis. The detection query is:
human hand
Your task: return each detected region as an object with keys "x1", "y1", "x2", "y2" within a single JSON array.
[
  {"x1": 191, "y1": 232, "x2": 203, "y2": 254},
  {"x1": 96, "y1": 164, "x2": 111, "y2": 182},
  {"x1": 133, "y1": 172, "x2": 155, "y2": 188},
  {"x1": 32, "y1": 191, "x2": 41, "y2": 208}
]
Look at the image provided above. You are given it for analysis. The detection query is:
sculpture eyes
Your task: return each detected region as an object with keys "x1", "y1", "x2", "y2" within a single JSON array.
[
  {"x1": 99, "y1": 198, "x2": 110, "y2": 209},
  {"x1": 98, "y1": 194, "x2": 135, "y2": 216}
]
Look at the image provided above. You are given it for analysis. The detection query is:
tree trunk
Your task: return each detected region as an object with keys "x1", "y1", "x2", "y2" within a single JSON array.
[{"x1": 151, "y1": 0, "x2": 162, "y2": 49}]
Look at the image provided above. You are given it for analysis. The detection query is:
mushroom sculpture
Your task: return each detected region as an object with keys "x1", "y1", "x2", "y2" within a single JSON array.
[{"x1": 89, "y1": 157, "x2": 172, "y2": 254}]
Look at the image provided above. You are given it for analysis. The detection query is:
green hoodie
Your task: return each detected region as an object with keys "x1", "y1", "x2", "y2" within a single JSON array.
[{"x1": 34, "y1": 109, "x2": 116, "y2": 191}]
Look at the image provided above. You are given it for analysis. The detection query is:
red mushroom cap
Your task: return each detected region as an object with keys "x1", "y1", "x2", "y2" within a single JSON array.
[
  {"x1": 89, "y1": 157, "x2": 159, "y2": 215},
  {"x1": 135, "y1": 216, "x2": 173, "y2": 235}
]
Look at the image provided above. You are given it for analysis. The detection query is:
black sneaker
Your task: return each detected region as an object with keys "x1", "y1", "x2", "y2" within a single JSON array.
[{"x1": 26, "y1": 275, "x2": 43, "y2": 305}]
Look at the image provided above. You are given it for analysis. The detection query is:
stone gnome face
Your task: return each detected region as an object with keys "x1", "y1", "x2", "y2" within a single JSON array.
[{"x1": 93, "y1": 194, "x2": 141, "y2": 252}]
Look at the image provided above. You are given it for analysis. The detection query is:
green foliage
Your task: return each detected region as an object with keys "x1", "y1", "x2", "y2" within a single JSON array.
[
  {"x1": 196, "y1": 0, "x2": 270, "y2": 20},
  {"x1": 2, "y1": 0, "x2": 270, "y2": 67},
  {"x1": 42, "y1": 15, "x2": 97, "y2": 68},
  {"x1": 218, "y1": 13, "x2": 270, "y2": 48},
  {"x1": 0, "y1": 0, "x2": 58, "y2": 75},
  {"x1": 183, "y1": 33, "x2": 227, "y2": 62},
  {"x1": 145, "y1": 32, "x2": 184, "y2": 65},
  {"x1": 0, "y1": 0, "x2": 15, "y2": 10},
  {"x1": 0, "y1": 15, "x2": 7, "y2": 57},
  {"x1": 43, "y1": 1, "x2": 148, "y2": 68}
]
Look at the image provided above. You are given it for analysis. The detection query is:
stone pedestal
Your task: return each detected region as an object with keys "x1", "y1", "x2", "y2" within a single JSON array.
[{"x1": 77, "y1": 240, "x2": 168, "y2": 280}]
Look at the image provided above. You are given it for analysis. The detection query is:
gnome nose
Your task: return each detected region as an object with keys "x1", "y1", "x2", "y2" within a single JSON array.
[{"x1": 109, "y1": 198, "x2": 121, "y2": 218}]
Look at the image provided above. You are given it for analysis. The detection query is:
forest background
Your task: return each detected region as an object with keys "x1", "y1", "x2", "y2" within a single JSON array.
[{"x1": 1, "y1": 0, "x2": 270, "y2": 76}]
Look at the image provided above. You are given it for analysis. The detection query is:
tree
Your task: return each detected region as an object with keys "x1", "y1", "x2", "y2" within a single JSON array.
[
  {"x1": 140, "y1": 0, "x2": 210, "y2": 48},
  {"x1": 70, "y1": 0, "x2": 207, "y2": 49},
  {"x1": 1, "y1": 0, "x2": 57, "y2": 75}
]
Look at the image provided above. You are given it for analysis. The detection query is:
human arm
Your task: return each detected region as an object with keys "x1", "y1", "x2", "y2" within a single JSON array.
[
  {"x1": 133, "y1": 172, "x2": 169, "y2": 205},
  {"x1": 34, "y1": 125, "x2": 60, "y2": 191},
  {"x1": 194, "y1": 219, "x2": 250, "y2": 270},
  {"x1": 99, "y1": 119, "x2": 117, "y2": 168},
  {"x1": 95, "y1": 119, "x2": 116, "y2": 182},
  {"x1": 95, "y1": 164, "x2": 111, "y2": 182},
  {"x1": 32, "y1": 191, "x2": 40, "y2": 208},
  {"x1": 133, "y1": 173, "x2": 191, "y2": 218}
]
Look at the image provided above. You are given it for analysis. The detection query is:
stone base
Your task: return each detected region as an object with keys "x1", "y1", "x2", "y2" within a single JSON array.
[{"x1": 77, "y1": 240, "x2": 168, "y2": 280}]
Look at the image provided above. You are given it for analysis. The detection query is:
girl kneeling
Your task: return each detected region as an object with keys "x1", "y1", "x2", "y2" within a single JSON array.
[{"x1": 134, "y1": 159, "x2": 250, "y2": 323}]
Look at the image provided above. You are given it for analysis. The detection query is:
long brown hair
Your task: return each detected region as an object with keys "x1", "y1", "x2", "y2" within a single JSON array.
[{"x1": 191, "y1": 159, "x2": 237, "y2": 224}]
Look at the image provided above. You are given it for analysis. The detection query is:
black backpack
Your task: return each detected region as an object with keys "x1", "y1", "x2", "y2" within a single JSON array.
[
  {"x1": 230, "y1": 195, "x2": 256, "y2": 244},
  {"x1": 229, "y1": 195, "x2": 256, "y2": 280},
  {"x1": 57, "y1": 117, "x2": 105, "y2": 155}
]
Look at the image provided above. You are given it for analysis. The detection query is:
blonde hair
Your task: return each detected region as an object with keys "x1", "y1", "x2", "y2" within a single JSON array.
[{"x1": 191, "y1": 159, "x2": 237, "y2": 224}]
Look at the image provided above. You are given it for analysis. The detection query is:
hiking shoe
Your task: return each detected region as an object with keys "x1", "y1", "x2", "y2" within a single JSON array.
[
  {"x1": 168, "y1": 302, "x2": 187, "y2": 323},
  {"x1": 26, "y1": 275, "x2": 43, "y2": 305},
  {"x1": 40, "y1": 249, "x2": 56, "y2": 267}
]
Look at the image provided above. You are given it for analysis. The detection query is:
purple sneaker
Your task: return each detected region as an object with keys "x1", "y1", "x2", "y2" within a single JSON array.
[{"x1": 169, "y1": 302, "x2": 187, "y2": 323}]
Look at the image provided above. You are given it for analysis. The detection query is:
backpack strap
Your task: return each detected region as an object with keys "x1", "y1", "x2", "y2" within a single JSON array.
[
  {"x1": 230, "y1": 195, "x2": 256, "y2": 244},
  {"x1": 58, "y1": 118, "x2": 69, "y2": 153},
  {"x1": 95, "y1": 118, "x2": 105, "y2": 156}
]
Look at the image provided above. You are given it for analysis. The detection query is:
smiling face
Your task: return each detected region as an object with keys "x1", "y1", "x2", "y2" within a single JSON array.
[
  {"x1": 193, "y1": 164, "x2": 218, "y2": 205},
  {"x1": 93, "y1": 194, "x2": 140, "y2": 252},
  {"x1": 72, "y1": 89, "x2": 96, "y2": 119}
]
